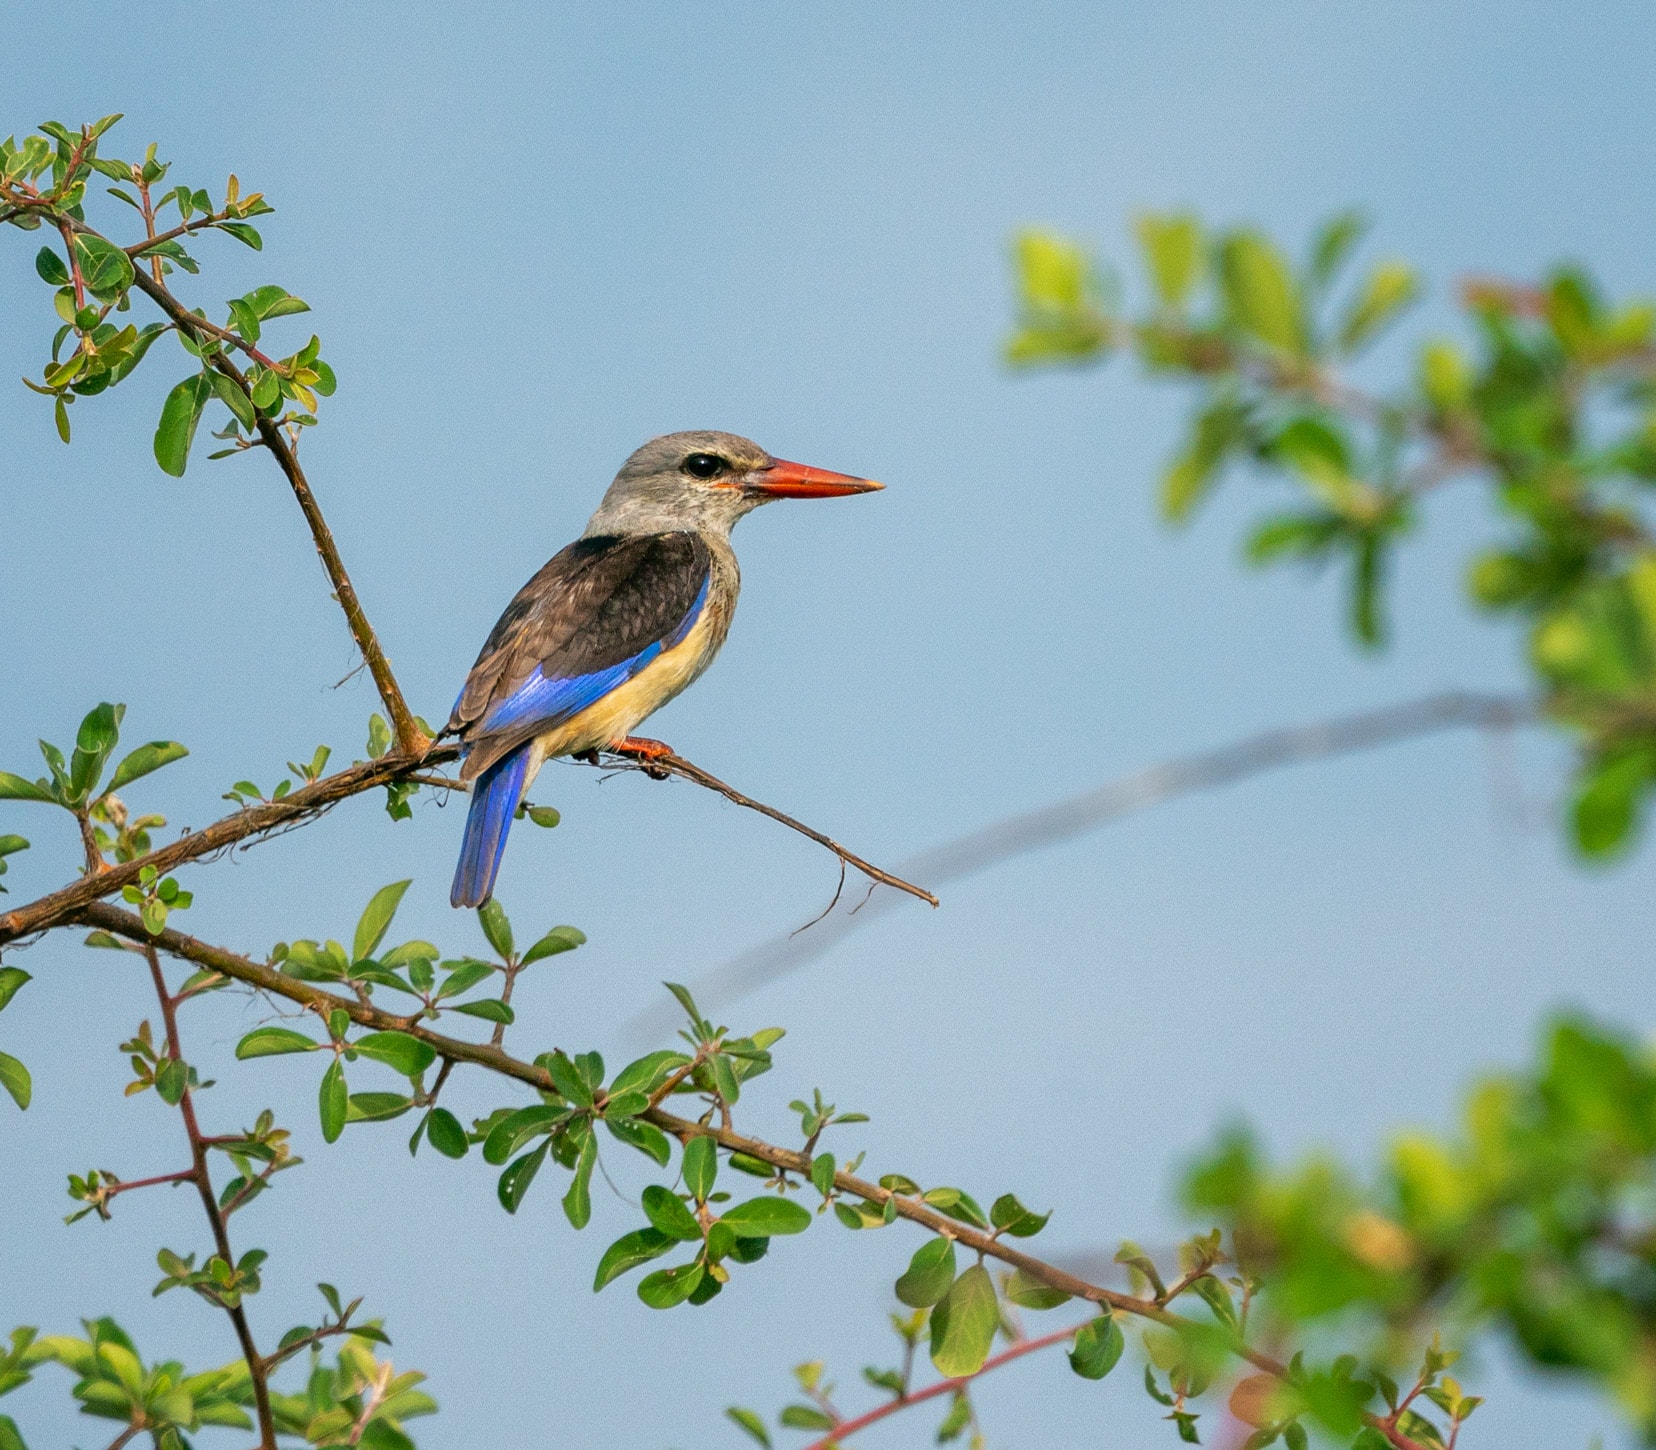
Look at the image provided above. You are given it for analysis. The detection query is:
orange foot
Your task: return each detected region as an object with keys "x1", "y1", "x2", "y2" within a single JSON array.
[{"x1": 612, "y1": 735, "x2": 674, "y2": 779}]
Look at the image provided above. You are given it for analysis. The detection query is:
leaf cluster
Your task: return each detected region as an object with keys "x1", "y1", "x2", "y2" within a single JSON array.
[{"x1": 1008, "y1": 212, "x2": 1656, "y2": 854}]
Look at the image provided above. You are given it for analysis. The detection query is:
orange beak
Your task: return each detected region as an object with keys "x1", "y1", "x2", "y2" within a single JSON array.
[{"x1": 742, "y1": 457, "x2": 884, "y2": 498}]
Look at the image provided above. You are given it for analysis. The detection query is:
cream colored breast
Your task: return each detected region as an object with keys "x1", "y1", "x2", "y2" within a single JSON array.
[{"x1": 531, "y1": 588, "x2": 735, "y2": 762}]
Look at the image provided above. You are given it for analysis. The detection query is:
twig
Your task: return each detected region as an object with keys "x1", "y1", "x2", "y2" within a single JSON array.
[
  {"x1": 643, "y1": 690, "x2": 1535, "y2": 1031},
  {"x1": 598, "y1": 747, "x2": 938, "y2": 908},
  {"x1": 74, "y1": 904, "x2": 1429, "y2": 1450},
  {"x1": 141, "y1": 943, "x2": 277, "y2": 1449},
  {"x1": 798, "y1": 1322, "x2": 1082, "y2": 1450},
  {"x1": 76, "y1": 233, "x2": 429, "y2": 756}
]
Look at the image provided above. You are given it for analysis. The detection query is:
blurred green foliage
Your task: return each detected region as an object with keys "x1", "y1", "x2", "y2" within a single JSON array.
[
  {"x1": 1008, "y1": 214, "x2": 1656, "y2": 857},
  {"x1": 1185, "y1": 1015, "x2": 1656, "y2": 1434}
]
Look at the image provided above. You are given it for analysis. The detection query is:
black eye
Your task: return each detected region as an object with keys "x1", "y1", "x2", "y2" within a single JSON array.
[{"x1": 682, "y1": 453, "x2": 727, "y2": 479}]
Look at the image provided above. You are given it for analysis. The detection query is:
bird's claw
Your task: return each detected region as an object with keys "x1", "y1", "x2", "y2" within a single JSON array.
[{"x1": 612, "y1": 735, "x2": 674, "y2": 780}]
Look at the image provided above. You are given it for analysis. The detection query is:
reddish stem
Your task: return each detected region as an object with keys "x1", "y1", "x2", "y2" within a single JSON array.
[{"x1": 799, "y1": 1323, "x2": 1083, "y2": 1450}]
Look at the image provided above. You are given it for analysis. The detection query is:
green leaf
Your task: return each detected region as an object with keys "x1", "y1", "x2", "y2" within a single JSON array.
[
  {"x1": 604, "y1": 1115, "x2": 672, "y2": 1166},
  {"x1": 497, "y1": 1142, "x2": 548, "y2": 1213},
  {"x1": 353, "y1": 880, "x2": 411, "y2": 963},
  {"x1": 720, "y1": 1196, "x2": 812, "y2": 1237},
  {"x1": 1219, "y1": 231, "x2": 1305, "y2": 355},
  {"x1": 641, "y1": 1184, "x2": 702, "y2": 1242},
  {"x1": 609, "y1": 1049, "x2": 688, "y2": 1098},
  {"x1": 351, "y1": 1031, "x2": 436, "y2": 1079},
  {"x1": 70, "y1": 702, "x2": 122, "y2": 802},
  {"x1": 106, "y1": 741, "x2": 188, "y2": 793},
  {"x1": 546, "y1": 1050, "x2": 593, "y2": 1108},
  {"x1": 318, "y1": 1059, "x2": 347, "y2": 1143},
  {"x1": 218, "y1": 222, "x2": 262, "y2": 250},
  {"x1": 521, "y1": 924, "x2": 584, "y2": 964},
  {"x1": 990, "y1": 1192, "x2": 1051, "y2": 1237},
  {"x1": 72, "y1": 234, "x2": 134, "y2": 300},
  {"x1": 209, "y1": 371, "x2": 257, "y2": 430},
  {"x1": 0, "y1": 968, "x2": 31, "y2": 1013},
  {"x1": 1337, "y1": 260, "x2": 1420, "y2": 352},
  {"x1": 725, "y1": 1407, "x2": 772, "y2": 1448},
  {"x1": 448, "y1": 998, "x2": 514, "y2": 1024},
  {"x1": 0, "y1": 772, "x2": 53, "y2": 803},
  {"x1": 0, "y1": 1412, "x2": 28, "y2": 1450},
  {"x1": 1307, "y1": 210, "x2": 1368, "y2": 295},
  {"x1": 477, "y1": 898, "x2": 513, "y2": 959},
  {"x1": 601, "y1": 1090, "x2": 649, "y2": 1119},
  {"x1": 434, "y1": 959, "x2": 495, "y2": 998},
  {"x1": 424, "y1": 1107, "x2": 469, "y2": 1159},
  {"x1": 683, "y1": 1134, "x2": 718, "y2": 1201},
  {"x1": 235, "y1": 1026, "x2": 318, "y2": 1059},
  {"x1": 594, "y1": 1228, "x2": 676, "y2": 1290},
  {"x1": 778, "y1": 1405, "x2": 834, "y2": 1431},
  {"x1": 711, "y1": 1053, "x2": 742, "y2": 1107},
  {"x1": 154, "y1": 374, "x2": 212, "y2": 476},
  {"x1": 663, "y1": 980, "x2": 706, "y2": 1028},
  {"x1": 895, "y1": 1236, "x2": 956, "y2": 1308},
  {"x1": 920, "y1": 1186, "x2": 990, "y2": 1230},
  {"x1": 34, "y1": 246, "x2": 70, "y2": 286},
  {"x1": 562, "y1": 1121, "x2": 596, "y2": 1229},
  {"x1": 1573, "y1": 748, "x2": 1655, "y2": 858},
  {"x1": 0, "y1": 1052, "x2": 31, "y2": 1110},
  {"x1": 1004, "y1": 1268, "x2": 1071, "y2": 1310},
  {"x1": 929, "y1": 1264, "x2": 998, "y2": 1377},
  {"x1": 637, "y1": 1260, "x2": 704, "y2": 1309},
  {"x1": 346, "y1": 1092, "x2": 412, "y2": 1122},
  {"x1": 810, "y1": 1151, "x2": 836, "y2": 1196},
  {"x1": 481, "y1": 1103, "x2": 564, "y2": 1164},
  {"x1": 1136, "y1": 213, "x2": 1203, "y2": 309},
  {"x1": 1162, "y1": 396, "x2": 1248, "y2": 521},
  {"x1": 152, "y1": 1057, "x2": 187, "y2": 1105},
  {"x1": 1068, "y1": 1315, "x2": 1125, "y2": 1379},
  {"x1": 525, "y1": 805, "x2": 561, "y2": 828}
]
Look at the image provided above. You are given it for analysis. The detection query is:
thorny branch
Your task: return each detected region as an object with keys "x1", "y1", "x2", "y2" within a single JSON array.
[{"x1": 77, "y1": 903, "x2": 1429, "y2": 1450}]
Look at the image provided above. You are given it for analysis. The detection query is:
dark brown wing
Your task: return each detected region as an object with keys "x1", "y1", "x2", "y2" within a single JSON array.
[{"x1": 449, "y1": 532, "x2": 711, "y2": 778}]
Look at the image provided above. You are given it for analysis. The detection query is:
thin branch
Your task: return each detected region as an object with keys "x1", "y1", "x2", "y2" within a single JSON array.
[
  {"x1": 799, "y1": 1321, "x2": 1082, "y2": 1450},
  {"x1": 49, "y1": 219, "x2": 428, "y2": 756},
  {"x1": 100, "y1": 1168, "x2": 195, "y2": 1199},
  {"x1": 644, "y1": 690, "x2": 1535, "y2": 1031},
  {"x1": 0, "y1": 733, "x2": 918, "y2": 950},
  {"x1": 75, "y1": 905, "x2": 1427, "y2": 1450},
  {"x1": 124, "y1": 212, "x2": 230, "y2": 258},
  {"x1": 597, "y1": 747, "x2": 938, "y2": 907},
  {"x1": 0, "y1": 744, "x2": 459, "y2": 945},
  {"x1": 260, "y1": 1319, "x2": 358, "y2": 1376},
  {"x1": 141, "y1": 943, "x2": 277, "y2": 1450}
]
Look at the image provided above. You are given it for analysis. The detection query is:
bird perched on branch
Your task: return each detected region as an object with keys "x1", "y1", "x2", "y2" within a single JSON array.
[{"x1": 448, "y1": 431, "x2": 883, "y2": 908}]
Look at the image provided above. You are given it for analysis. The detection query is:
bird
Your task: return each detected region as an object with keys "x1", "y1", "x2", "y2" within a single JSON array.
[{"x1": 447, "y1": 430, "x2": 883, "y2": 908}]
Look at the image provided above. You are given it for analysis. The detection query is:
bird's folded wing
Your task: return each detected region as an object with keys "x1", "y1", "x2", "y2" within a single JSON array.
[{"x1": 450, "y1": 531, "x2": 712, "y2": 780}]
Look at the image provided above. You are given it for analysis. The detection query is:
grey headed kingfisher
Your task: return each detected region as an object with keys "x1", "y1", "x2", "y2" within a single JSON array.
[{"x1": 448, "y1": 431, "x2": 882, "y2": 907}]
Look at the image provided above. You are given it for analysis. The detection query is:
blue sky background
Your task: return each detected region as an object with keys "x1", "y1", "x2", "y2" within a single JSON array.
[{"x1": 3, "y1": 3, "x2": 1654, "y2": 1446}]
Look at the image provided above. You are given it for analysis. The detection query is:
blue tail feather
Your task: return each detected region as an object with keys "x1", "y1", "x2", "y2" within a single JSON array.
[{"x1": 451, "y1": 745, "x2": 532, "y2": 908}]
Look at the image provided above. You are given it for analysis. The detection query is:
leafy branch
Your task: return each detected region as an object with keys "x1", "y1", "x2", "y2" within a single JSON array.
[{"x1": 70, "y1": 899, "x2": 1454, "y2": 1450}]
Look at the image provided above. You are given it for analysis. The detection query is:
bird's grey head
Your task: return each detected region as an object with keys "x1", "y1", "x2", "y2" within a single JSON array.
[{"x1": 585, "y1": 430, "x2": 881, "y2": 540}]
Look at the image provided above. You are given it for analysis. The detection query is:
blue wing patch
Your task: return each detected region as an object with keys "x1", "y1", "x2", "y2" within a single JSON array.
[{"x1": 474, "y1": 572, "x2": 710, "y2": 737}]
